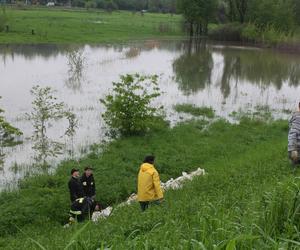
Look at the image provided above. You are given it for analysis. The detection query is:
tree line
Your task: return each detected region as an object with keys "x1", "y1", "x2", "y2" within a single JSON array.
[
  {"x1": 4, "y1": 0, "x2": 177, "y2": 13},
  {"x1": 177, "y1": 0, "x2": 300, "y2": 39}
]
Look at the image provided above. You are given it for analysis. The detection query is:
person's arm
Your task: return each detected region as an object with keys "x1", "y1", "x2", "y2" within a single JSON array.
[
  {"x1": 153, "y1": 170, "x2": 163, "y2": 200},
  {"x1": 69, "y1": 180, "x2": 78, "y2": 201},
  {"x1": 288, "y1": 115, "x2": 298, "y2": 151},
  {"x1": 91, "y1": 176, "x2": 96, "y2": 197}
]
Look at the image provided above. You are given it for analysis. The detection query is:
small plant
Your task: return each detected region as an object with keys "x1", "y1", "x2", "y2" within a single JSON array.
[
  {"x1": 66, "y1": 48, "x2": 85, "y2": 91},
  {"x1": 0, "y1": 96, "x2": 22, "y2": 165},
  {"x1": 0, "y1": 97, "x2": 22, "y2": 145},
  {"x1": 100, "y1": 74, "x2": 166, "y2": 137},
  {"x1": 26, "y1": 86, "x2": 77, "y2": 168},
  {"x1": 174, "y1": 104, "x2": 215, "y2": 119}
]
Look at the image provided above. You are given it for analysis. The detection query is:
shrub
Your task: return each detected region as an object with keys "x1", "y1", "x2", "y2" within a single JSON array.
[
  {"x1": 100, "y1": 74, "x2": 166, "y2": 137},
  {"x1": 208, "y1": 23, "x2": 244, "y2": 41},
  {"x1": 241, "y1": 23, "x2": 259, "y2": 42}
]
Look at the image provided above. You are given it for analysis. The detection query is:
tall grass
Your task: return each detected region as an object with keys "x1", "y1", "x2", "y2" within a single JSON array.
[{"x1": 1, "y1": 115, "x2": 298, "y2": 249}]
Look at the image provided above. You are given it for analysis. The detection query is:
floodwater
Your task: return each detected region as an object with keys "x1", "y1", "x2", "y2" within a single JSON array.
[{"x1": 0, "y1": 40, "x2": 300, "y2": 189}]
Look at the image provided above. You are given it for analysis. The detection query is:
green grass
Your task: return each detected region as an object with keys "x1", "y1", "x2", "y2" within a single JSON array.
[
  {"x1": 0, "y1": 7, "x2": 184, "y2": 44},
  {"x1": 1, "y1": 114, "x2": 300, "y2": 249},
  {"x1": 174, "y1": 104, "x2": 215, "y2": 118}
]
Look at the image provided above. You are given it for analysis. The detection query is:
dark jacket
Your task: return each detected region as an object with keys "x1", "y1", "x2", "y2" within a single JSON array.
[
  {"x1": 81, "y1": 174, "x2": 96, "y2": 198},
  {"x1": 68, "y1": 176, "x2": 85, "y2": 202}
]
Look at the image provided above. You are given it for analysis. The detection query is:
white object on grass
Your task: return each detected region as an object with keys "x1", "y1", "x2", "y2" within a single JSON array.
[{"x1": 91, "y1": 167, "x2": 205, "y2": 223}]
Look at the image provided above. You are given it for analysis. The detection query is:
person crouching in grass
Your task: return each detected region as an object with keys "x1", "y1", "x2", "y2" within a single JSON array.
[{"x1": 137, "y1": 155, "x2": 164, "y2": 211}]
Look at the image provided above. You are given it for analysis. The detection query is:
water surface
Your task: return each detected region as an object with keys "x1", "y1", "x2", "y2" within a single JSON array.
[{"x1": 1, "y1": 40, "x2": 299, "y2": 189}]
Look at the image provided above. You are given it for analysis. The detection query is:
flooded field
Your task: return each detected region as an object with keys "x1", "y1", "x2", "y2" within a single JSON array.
[{"x1": 1, "y1": 40, "x2": 299, "y2": 189}]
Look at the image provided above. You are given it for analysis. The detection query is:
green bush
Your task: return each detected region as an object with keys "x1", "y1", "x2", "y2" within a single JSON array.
[
  {"x1": 208, "y1": 23, "x2": 244, "y2": 41},
  {"x1": 241, "y1": 23, "x2": 259, "y2": 42},
  {"x1": 100, "y1": 74, "x2": 166, "y2": 137}
]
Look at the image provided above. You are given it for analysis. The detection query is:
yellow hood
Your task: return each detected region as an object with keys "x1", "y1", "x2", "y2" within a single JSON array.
[{"x1": 137, "y1": 163, "x2": 163, "y2": 202}]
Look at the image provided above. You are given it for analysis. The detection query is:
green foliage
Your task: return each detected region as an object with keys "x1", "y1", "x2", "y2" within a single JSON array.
[
  {"x1": 248, "y1": 0, "x2": 295, "y2": 34},
  {"x1": 0, "y1": 96, "x2": 22, "y2": 145},
  {"x1": 0, "y1": 117, "x2": 295, "y2": 249},
  {"x1": 100, "y1": 74, "x2": 166, "y2": 137},
  {"x1": 174, "y1": 104, "x2": 215, "y2": 118},
  {"x1": 209, "y1": 22, "x2": 295, "y2": 45},
  {"x1": 0, "y1": 96, "x2": 22, "y2": 165},
  {"x1": 26, "y1": 86, "x2": 77, "y2": 167},
  {"x1": 177, "y1": 0, "x2": 218, "y2": 35},
  {"x1": 211, "y1": 0, "x2": 298, "y2": 44},
  {"x1": 208, "y1": 22, "x2": 244, "y2": 41},
  {"x1": 241, "y1": 23, "x2": 259, "y2": 42}
]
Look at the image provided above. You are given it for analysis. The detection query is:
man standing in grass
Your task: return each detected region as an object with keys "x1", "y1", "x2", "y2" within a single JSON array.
[
  {"x1": 288, "y1": 102, "x2": 300, "y2": 166},
  {"x1": 68, "y1": 168, "x2": 85, "y2": 203},
  {"x1": 81, "y1": 166, "x2": 96, "y2": 200},
  {"x1": 137, "y1": 155, "x2": 164, "y2": 211}
]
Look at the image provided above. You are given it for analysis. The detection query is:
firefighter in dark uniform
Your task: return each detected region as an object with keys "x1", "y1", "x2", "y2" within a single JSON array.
[
  {"x1": 68, "y1": 168, "x2": 85, "y2": 203},
  {"x1": 81, "y1": 166, "x2": 96, "y2": 199},
  {"x1": 68, "y1": 168, "x2": 92, "y2": 223}
]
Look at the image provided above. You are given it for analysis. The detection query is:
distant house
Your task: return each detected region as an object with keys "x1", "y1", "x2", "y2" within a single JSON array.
[{"x1": 46, "y1": 1, "x2": 55, "y2": 6}]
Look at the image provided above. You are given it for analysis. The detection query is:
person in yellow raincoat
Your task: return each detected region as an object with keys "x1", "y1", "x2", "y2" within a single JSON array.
[{"x1": 137, "y1": 155, "x2": 164, "y2": 211}]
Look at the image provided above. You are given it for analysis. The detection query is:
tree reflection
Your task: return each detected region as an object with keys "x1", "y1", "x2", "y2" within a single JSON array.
[
  {"x1": 172, "y1": 40, "x2": 213, "y2": 95},
  {"x1": 124, "y1": 47, "x2": 141, "y2": 59},
  {"x1": 65, "y1": 48, "x2": 86, "y2": 92},
  {"x1": 173, "y1": 42, "x2": 300, "y2": 98},
  {"x1": 0, "y1": 44, "x2": 72, "y2": 61},
  {"x1": 218, "y1": 48, "x2": 300, "y2": 96}
]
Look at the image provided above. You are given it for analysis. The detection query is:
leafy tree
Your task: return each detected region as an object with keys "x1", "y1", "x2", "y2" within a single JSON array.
[
  {"x1": 293, "y1": 0, "x2": 300, "y2": 25},
  {"x1": 0, "y1": 96, "x2": 22, "y2": 165},
  {"x1": 26, "y1": 86, "x2": 77, "y2": 168},
  {"x1": 0, "y1": 98, "x2": 22, "y2": 145},
  {"x1": 100, "y1": 74, "x2": 165, "y2": 137},
  {"x1": 177, "y1": 0, "x2": 217, "y2": 36},
  {"x1": 225, "y1": 0, "x2": 248, "y2": 23},
  {"x1": 248, "y1": 0, "x2": 295, "y2": 34}
]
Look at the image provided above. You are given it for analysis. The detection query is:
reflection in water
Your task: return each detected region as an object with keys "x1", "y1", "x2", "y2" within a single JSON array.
[
  {"x1": 217, "y1": 48, "x2": 300, "y2": 96},
  {"x1": 0, "y1": 44, "x2": 72, "y2": 62},
  {"x1": 172, "y1": 41, "x2": 300, "y2": 98},
  {"x1": 1, "y1": 40, "x2": 300, "y2": 189},
  {"x1": 65, "y1": 48, "x2": 86, "y2": 92},
  {"x1": 124, "y1": 47, "x2": 141, "y2": 59},
  {"x1": 173, "y1": 40, "x2": 213, "y2": 94}
]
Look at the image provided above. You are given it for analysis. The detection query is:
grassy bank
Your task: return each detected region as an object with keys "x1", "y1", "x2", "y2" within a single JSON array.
[
  {"x1": 208, "y1": 23, "x2": 300, "y2": 51},
  {"x1": 0, "y1": 7, "x2": 183, "y2": 44},
  {"x1": 1, "y1": 113, "x2": 299, "y2": 249}
]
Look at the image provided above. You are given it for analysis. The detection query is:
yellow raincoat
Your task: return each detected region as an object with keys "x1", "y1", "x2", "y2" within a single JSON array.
[{"x1": 137, "y1": 163, "x2": 164, "y2": 202}]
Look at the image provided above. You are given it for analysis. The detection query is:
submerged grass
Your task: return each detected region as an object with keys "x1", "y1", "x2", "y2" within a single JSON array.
[
  {"x1": 1, "y1": 115, "x2": 299, "y2": 249},
  {"x1": 0, "y1": 8, "x2": 183, "y2": 44},
  {"x1": 174, "y1": 104, "x2": 215, "y2": 118}
]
